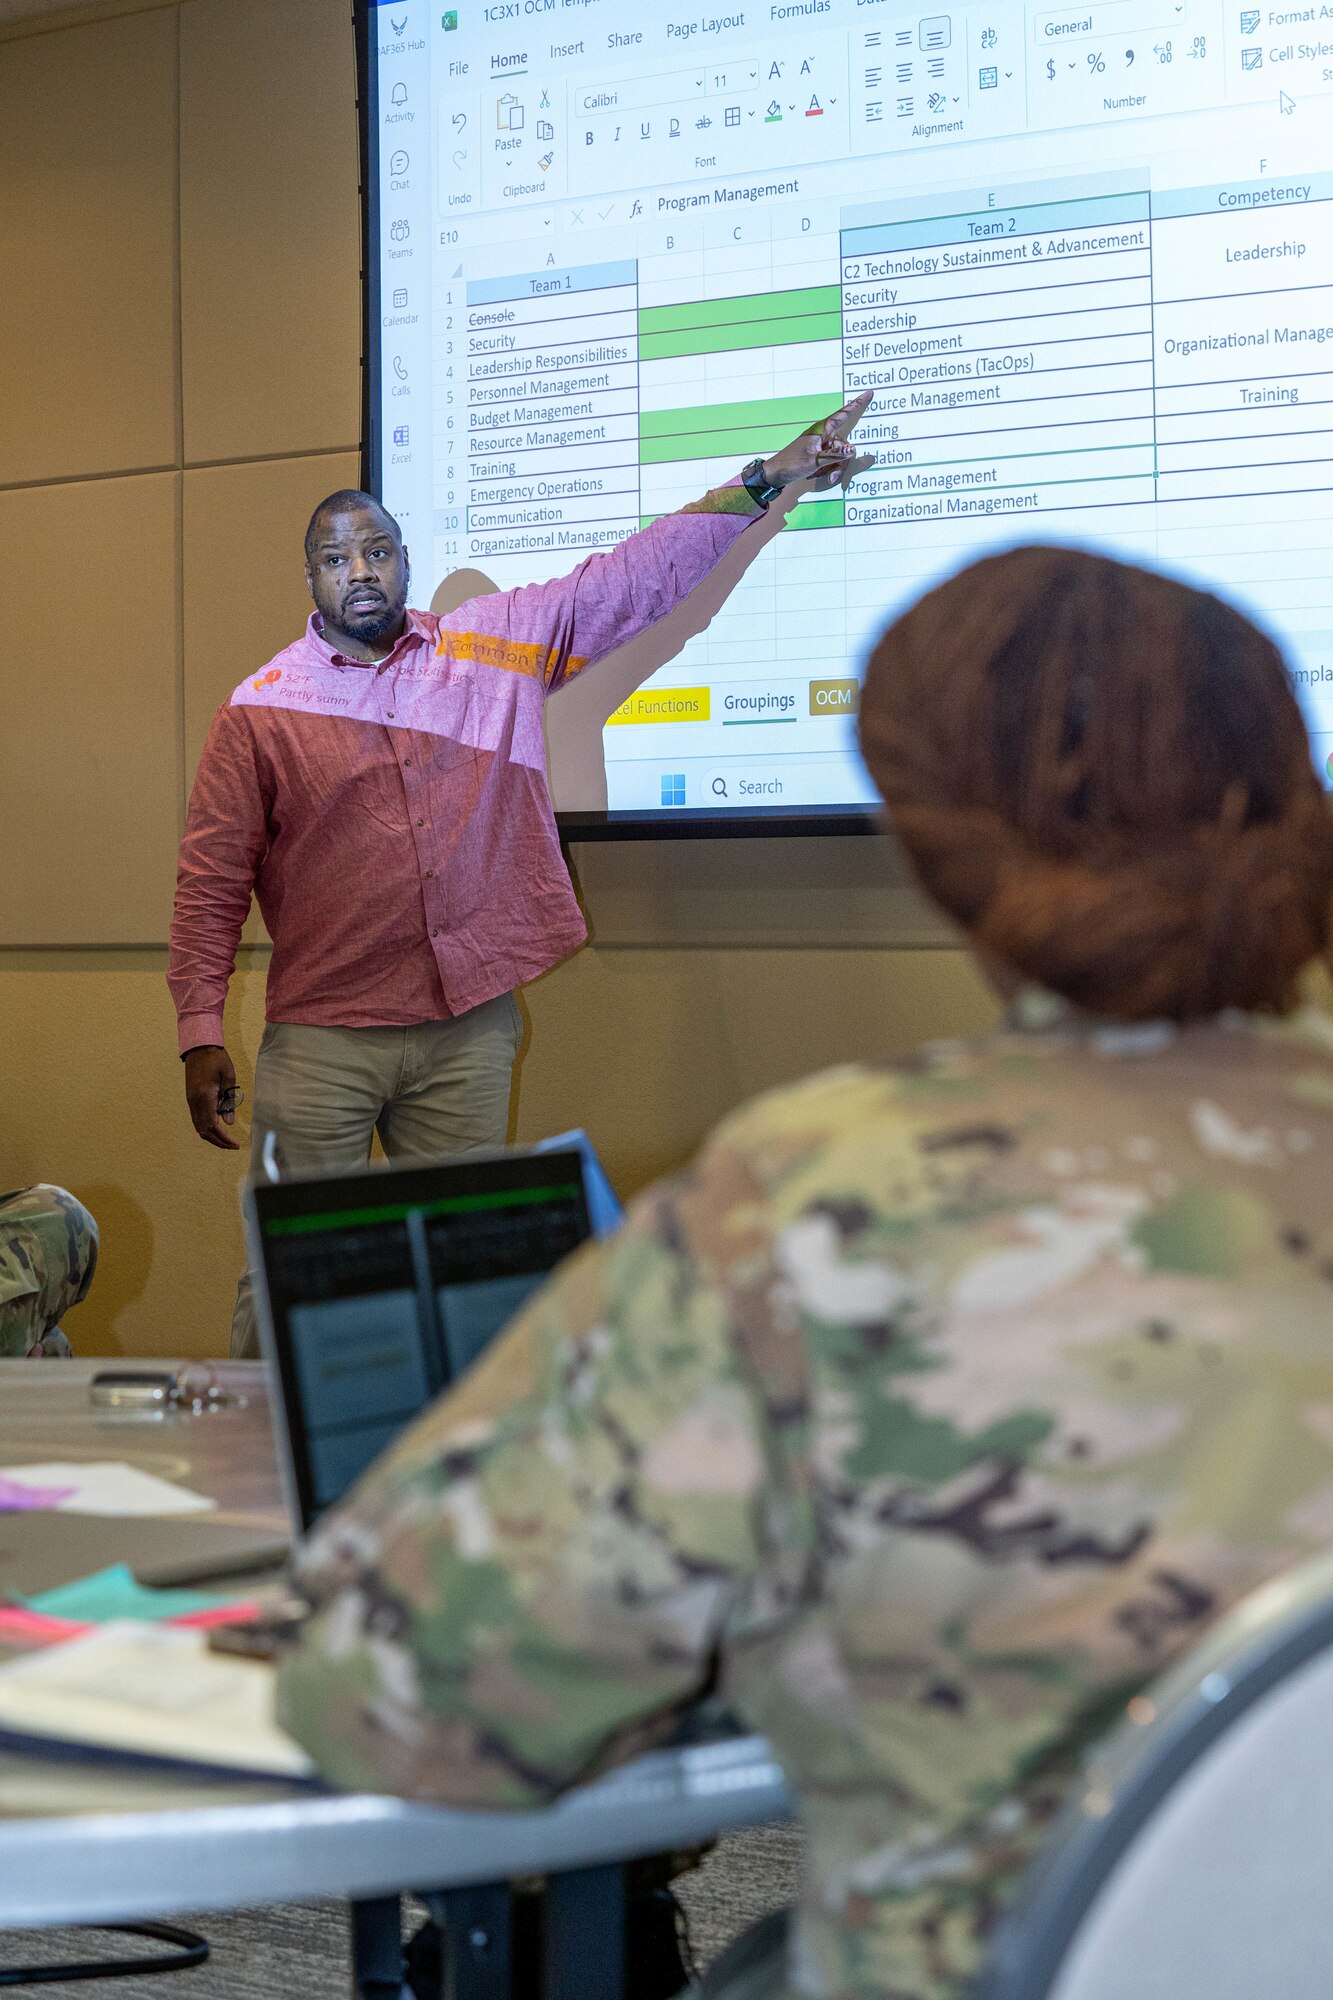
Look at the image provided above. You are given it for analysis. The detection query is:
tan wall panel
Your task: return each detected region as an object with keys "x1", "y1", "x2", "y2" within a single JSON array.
[
  {"x1": 515, "y1": 945, "x2": 1001, "y2": 1193},
  {"x1": 0, "y1": 954, "x2": 269, "y2": 1361},
  {"x1": 0, "y1": 474, "x2": 180, "y2": 943},
  {"x1": 0, "y1": 944, "x2": 998, "y2": 1360},
  {"x1": 0, "y1": 9, "x2": 178, "y2": 486},
  {"x1": 569, "y1": 835, "x2": 954, "y2": 948},
  {"x1": 182, "y1": 451, "x2": 361, "y2": 776},
  {"x1": 1, "y1": 941, "x2": 1327, "y2": 1362},
  {"x1": 180, "y1": 0, "x2": 361, "y2": 464}
]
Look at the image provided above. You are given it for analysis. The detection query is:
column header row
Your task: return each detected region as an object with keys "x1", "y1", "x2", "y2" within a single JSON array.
[
  {"x1": 467, "y1": 259, "x2": 637, "y2": 306},
  {"x1": 841, "y1": 172, "x2": 1333, "y2": 253}
]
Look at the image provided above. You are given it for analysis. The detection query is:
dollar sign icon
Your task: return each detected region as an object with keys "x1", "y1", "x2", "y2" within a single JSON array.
[{"x1": 1046, "y1": 55, "x2": 1056, "y2": 77}]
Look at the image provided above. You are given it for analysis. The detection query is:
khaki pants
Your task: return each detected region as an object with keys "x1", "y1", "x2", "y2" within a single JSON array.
[{"x1": 230, "y1": 996, "x2": 522, "y2": 1358}]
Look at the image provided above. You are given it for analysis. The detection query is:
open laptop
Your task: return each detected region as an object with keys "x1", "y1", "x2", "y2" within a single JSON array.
[{"x1": 245, "y1": 1141, "x2": 613, "y2": 1534}]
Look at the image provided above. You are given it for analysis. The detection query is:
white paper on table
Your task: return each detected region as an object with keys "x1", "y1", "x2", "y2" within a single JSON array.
[
  {"x1": 0, "y1": 1462, "x2": 215, "y2": 1516},
  {"x1": 0, "y1": 1622, "x2": 315, "y2": 1779}
]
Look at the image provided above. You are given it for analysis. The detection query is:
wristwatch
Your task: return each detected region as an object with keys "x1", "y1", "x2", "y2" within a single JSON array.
[{"x1": 741, "y1": 457, "x2": 784, "y2": 509}]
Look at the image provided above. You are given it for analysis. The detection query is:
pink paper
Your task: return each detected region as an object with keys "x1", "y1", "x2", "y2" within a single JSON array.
[
  {"x1": 0, "y1": 1602, "x2": 262, "y2": 1652},
  {"x1": 0, "y1": 1608, "x2": 91, "y2": 1647},
  {"x1": 171, "y1": 1601, "x2": 262, "y2": 1630},
  {"x1": 0, "y1": 1475, "x2": 77, "y2": 1512}
]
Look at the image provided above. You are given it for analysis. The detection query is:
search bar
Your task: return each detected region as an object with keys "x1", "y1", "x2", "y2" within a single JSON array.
[{"x1": 702, "y1": 761, "x2": 880, "y2": 809}]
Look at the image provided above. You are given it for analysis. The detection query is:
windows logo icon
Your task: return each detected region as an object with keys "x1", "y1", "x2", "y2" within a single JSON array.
[{"x1": 660, "y1": 773, "x2": 686, "y2": 807}]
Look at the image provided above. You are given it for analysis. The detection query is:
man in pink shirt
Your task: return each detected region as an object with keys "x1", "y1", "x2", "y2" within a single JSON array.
[{"x1": 169, "y1": 394, "x2": 872, "y2": 1354}]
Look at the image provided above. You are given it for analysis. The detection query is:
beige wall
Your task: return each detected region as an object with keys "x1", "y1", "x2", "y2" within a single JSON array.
[{"x1": 0, "y1": 0, "x2": 998, "y2": 1361}]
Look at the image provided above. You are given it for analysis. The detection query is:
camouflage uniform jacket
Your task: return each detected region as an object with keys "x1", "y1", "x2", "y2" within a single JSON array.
[
  {"x1": 277, "y1": 1005, "x2": 1333, "y2": 1999},
  {"x1": 0, "y1": 1185, "x2": 98, "y2": 1358}
]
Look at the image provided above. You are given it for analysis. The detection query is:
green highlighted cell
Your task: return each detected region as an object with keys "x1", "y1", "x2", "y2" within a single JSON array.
[
  {"x1": 637, "y1": 495, "x2": 843, "y2": 533},
  {"x1": 640, "y1": 393, "x2": 846, "y2": 469},
  {"x1": 642, "y1": 313, "x2": 841, "y2": 361},
  {"x1": 643, "y1": 424, "x2": 849, "y2": 465},
  {"x1": 641, "y1": 393, "x2": 832, "y2": 442},
  {"x1": 638, "y1": 283, "x2": 842, "y2": 361},
  {"x1": 785, "y1": 496, "x2": 844, "y2": 531},
  {"x1": 639, "y1": 283, "x2": 840, "y2": 336}
]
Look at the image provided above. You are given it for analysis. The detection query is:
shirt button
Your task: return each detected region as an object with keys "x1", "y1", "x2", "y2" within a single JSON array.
[
  {"x1": 402, "y1": 756, "x2": 411, "y2": 766},
  {"x1": 425, "y1": 869, "x2": 434, "y2": 878},
  {"x1": 432, "y1": 928, "x2": 440, "y2": 938},
  {"x1": 387, "y1": 710, "x2": 395, "y2": 719},
  {"x1": 416, "y1": 817, "x2": 424, "y2": 827}
]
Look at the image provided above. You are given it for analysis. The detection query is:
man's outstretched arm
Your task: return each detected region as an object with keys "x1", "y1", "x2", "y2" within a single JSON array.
[{"x1": 437, "y1": 392, "x2": 875, "y2": 695}]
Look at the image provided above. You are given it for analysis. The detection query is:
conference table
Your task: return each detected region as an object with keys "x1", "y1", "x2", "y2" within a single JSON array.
[{"x1": 0, "y1": 1360, "x2": 794, "y2": 1998}]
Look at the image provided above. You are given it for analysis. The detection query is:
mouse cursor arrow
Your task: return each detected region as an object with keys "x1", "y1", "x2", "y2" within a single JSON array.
[{"x1": 1280, "y1": 89, "x2": 1296, "y2": 112}]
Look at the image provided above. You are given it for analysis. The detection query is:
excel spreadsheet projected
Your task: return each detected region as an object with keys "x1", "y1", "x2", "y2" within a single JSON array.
[{"x1": 364, "y1": 0, "x2": 1333, "y2": 827}]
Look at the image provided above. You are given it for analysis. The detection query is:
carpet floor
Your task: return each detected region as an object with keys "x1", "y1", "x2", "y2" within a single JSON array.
[{"x1": 0, "y1": 1821, "x2": 802, "y2": 1996}]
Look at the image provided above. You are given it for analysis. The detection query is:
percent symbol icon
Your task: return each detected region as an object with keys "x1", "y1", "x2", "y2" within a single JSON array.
[{"x1": 1087, "y1": 49, "x2": 1107, "y2": 71}]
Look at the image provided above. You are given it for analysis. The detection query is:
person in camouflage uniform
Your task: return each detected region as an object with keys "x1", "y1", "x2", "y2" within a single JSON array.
[
  {"x1": 276, "y1": 547, "x2": 1333, "y2": 2000},
  {"x1": 0, "y1": 1186, "x2": 98, "y2": 1358}
]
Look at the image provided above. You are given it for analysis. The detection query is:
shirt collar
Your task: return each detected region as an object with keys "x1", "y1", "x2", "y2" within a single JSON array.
[{"x1": 306, "y1": 607, "x2": 433, "y2": 671}]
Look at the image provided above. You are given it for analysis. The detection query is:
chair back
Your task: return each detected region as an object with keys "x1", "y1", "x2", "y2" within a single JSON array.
[{"x1": 978, "y1": 1550, "x2": 1333, "y2": 2000}]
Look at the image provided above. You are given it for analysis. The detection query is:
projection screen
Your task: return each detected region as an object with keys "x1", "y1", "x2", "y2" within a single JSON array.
[{"x1": 360, "y1": 0, "x2": 1333, "y2": 832}]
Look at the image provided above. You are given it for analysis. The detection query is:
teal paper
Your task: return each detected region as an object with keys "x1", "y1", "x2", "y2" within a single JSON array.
[{"x1": 23, "y1": 1564, "x2": 237, "y2": 1623}]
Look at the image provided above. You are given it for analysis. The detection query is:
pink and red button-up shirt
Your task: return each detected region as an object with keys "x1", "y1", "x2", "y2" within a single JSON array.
[{"x1": 167, "y1": 485, "x2": 762, "y2": 1054}]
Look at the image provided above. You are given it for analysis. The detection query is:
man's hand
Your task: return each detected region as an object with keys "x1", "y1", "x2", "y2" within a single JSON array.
[
  {"x1": 761, "y1": 389, "x2": 876, "y2": 495},
  {"x1": 184, "y1": 1046, "x2": 241, "y2": 1151}
]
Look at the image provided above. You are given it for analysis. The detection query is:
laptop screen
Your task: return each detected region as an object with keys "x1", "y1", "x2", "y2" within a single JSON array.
[{"x1": 248, "y1": 1149, "x2": 591, "y2": 1529}]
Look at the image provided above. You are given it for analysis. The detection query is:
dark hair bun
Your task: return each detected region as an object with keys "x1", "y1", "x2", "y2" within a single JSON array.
[{"x1": 859, "y1": 546, "x2": 1333, "y2": 1020}]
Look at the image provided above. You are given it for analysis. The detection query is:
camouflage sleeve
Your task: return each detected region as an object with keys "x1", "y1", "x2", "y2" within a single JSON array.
[
  {"x1": 274, "y1": 1173, "x2": 797, "y2": 1805},
  {"x1": 0, "y1": 1186, "x2": 98, "y2": 1358}
]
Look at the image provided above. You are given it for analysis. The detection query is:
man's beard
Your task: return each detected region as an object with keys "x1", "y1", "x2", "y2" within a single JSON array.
[{"x1": 337, "y1": 596, "x2": 403, "y2": 645}]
